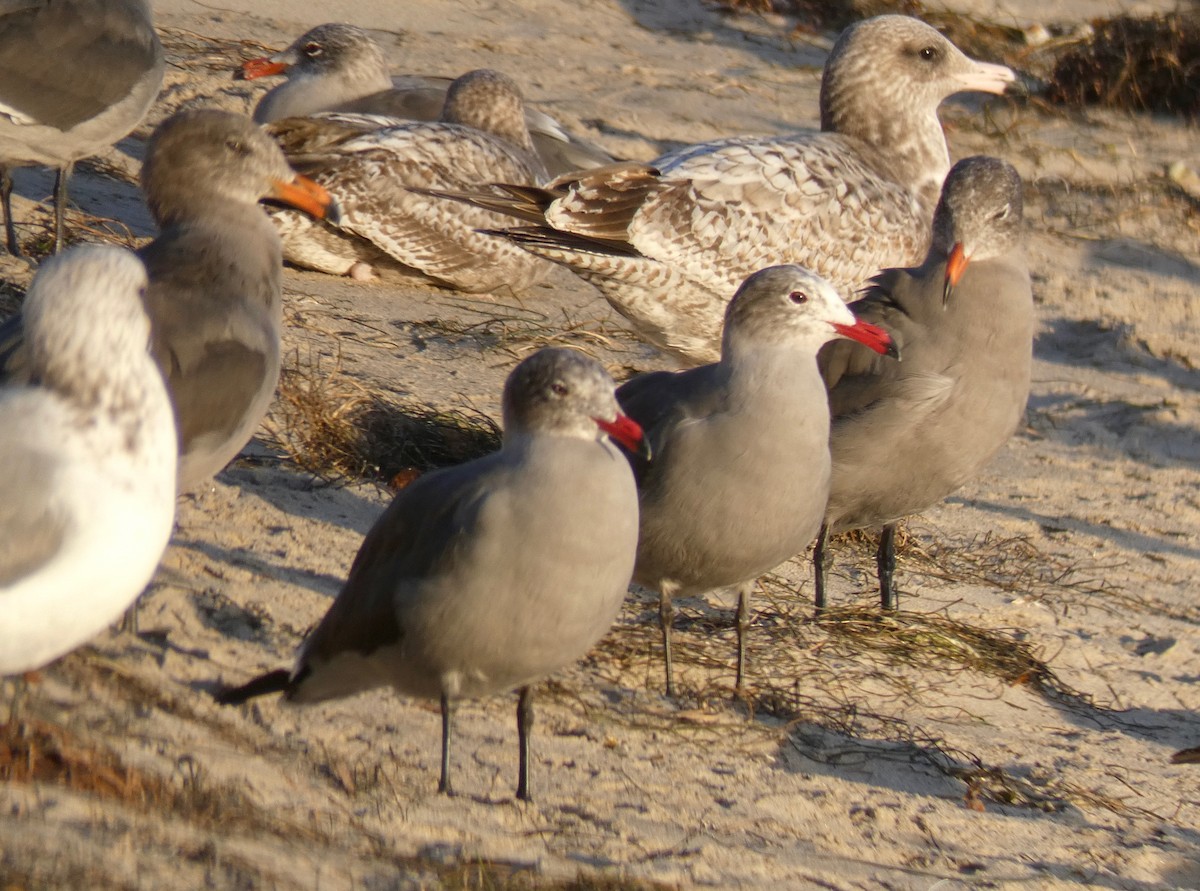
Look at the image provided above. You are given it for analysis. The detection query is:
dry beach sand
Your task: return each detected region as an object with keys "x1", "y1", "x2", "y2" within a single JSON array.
[{"x1": 2, "y1": 0, "x2": 1200, "y2": 888}]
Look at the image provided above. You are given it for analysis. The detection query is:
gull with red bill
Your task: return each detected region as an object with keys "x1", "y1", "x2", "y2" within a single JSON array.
[
  {"x1": 615, "y1": 265, "x2": 898, "y2": 696},
  {"x1": 816, "y1": 155, "x2": 1033, "y2": 610},
  {"x1": 216, "y1": 348, "x2": 645, "y2": 803}
]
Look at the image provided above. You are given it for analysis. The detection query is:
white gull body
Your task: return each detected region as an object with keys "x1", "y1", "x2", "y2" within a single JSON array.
[
  {"x1": 0, "y1": 0, "x2": 164, "y2": 254},
  {"x1": 471, "y1": 15, "x2": 1014, "y2": 365},
  {"x1": 816, "y1": 155, "x2": 1033, "y2": 610},
  {"x1": 217, "y1": 348, "x2": 646, "y2": 801},
  {"x1": 243, "y1": 22, "x2": 613, "y2": 178},
  {"x1": 617, "y1": 265, "x2": 897, "y2": 695},
  {"x1": 0, "y1": 245, "x2": 176, "y2": 675},
  {"x1": 268, "y1": 69, "x2": 556, "y2": 292}
]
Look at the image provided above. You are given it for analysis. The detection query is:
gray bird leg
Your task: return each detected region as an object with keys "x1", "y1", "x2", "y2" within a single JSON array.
[
  {"x1": 516, "y1": 685, "x2": 534, "y2": 802},
  {"x1": 659, "y1": 583, "x2": 676, "y2": 697},
  {"x1": 53, "y1": 162, "x2": 74, "y2": 254},
  {"x1": 877, "y1": 523, "x2": 899, "y2": 610},
  {"x1": 813, "y1": 523, "x2": 829, "y2": 612},
  {"x1": 735, "y1": 581, "x2": 753, "y2": 691},
  {"x1": 438, "y1": 693, "x2": 457, "y2": 796}
]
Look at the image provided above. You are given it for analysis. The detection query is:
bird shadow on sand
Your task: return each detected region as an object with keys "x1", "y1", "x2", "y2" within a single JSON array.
[
  {"x1": 962, "y1": 493, "x2": 1200, "y2": 564},
  {"x1": 615, "y1": 0, "x2": 827, "y2": 70},
  {"x1": 1035, "y1": 314, "x2": 1200, "y2": 395}
]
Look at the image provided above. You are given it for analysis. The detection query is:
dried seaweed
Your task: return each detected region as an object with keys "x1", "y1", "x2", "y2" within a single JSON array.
[
  {"x1": 1045, "y1": 13, "x2": 1200, "y2": 119},
  {"x1": 265, "y1": 349, "x2": 501, "y2": 485}
]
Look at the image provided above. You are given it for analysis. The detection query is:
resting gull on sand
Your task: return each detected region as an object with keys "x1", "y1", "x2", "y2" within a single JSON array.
[
  {"x1": 457, "y1": 15, "x2": 1015, "y2": 365},
  {"x1": 0, "y1": 0, "x2": 164, "y2": 255},
  {"x1": 266, "y1": 69, "x2": 558, "y2": 292},
  {"x1": 0, "y1": 245, "x2": 176, "y2": 675},
  {"x1": 216, "y1": 348, "x2": 646, "y2": 802},
  {"x1": 815, "y1": 155, "x2": 1033, "y2": 611},
  {"x1": 241, "y1": 22, "x2": 613, "y2": 178},
  {"x1": 617, "y1": 265, "x2": 897, "y2": 696}
]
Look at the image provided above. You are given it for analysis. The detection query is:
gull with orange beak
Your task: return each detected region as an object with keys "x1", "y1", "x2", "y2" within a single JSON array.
[
  {"x1": 816, "y1": 156, "x2": 1032, "y2": 610},
  {"x1": 0, "y1": 110, "x2": 339, "y2": 491},
  {"x1": 615, "y1": 265, "x2": 898, "y2": 696}
]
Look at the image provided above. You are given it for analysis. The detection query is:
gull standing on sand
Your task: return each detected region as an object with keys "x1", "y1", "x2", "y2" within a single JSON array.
[
  {"x1": 0, "y1": 110, "x2": 337, "y2": 492},
  {"x1": 216, "y1": 348, "x2": 647, "y2": 802},
  {"x1": 241, "y1": 22, "x2": 613, "y2": 177},
  {"x1": 0, "y1": 245, "x2": 176, "y2": 675},
  {"x1": 0, "y1": 0, "x2": 164, "y2": 255},
  {"x1": 265, "y1": 69, "x2": 556, "y2": 291},
  {"x1": 815, "y1": 155, "x2": 1033, "y2": 610},
  {"x1": 136, "y1": 110, "x2": 336, "y2": 491},
  {"x1": 461, "y1": 15, "x2": 1014, "y2": 365},
  {"x1": 617, "y1": 266, "x2": 897, "y2": 696}
]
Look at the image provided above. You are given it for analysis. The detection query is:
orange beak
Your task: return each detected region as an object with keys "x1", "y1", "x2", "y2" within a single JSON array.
[
  {"x1": 943, "y1": 242, "x2": 969, "y2": 306},
  {"x1": 239, "y1": 57, "x2": 288, "y2": 80},
  {"x1": 266, "y1": 174, "x2": 339, "y2": 223}
]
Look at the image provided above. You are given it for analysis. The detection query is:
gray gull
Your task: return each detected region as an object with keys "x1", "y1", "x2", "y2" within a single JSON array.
[
  {"x1": 0, "y1": 0, "x2": 164, "y2": 255},
  {"x1": 215, "y1": 347, "x2": 647, "y2": 802},
  {"x1": 617, "y1": 265, "x2": 897, "y2": 695},
  {"x1": 816, "y1": 155, "x2": 1032, "y2": 610}
]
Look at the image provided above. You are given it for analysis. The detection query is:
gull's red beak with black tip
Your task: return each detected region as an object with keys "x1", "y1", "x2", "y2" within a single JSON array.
[
  {"x1": 831, "y1": 318, "x2": 899, "y2": 360},
  {"x1": 944, "y1": 242, "x2": 969, "y2": 307},
  {"x1": 596, "y1": 413, "x2": 651, "y2": 461},
  {"x1": 239, "y1": 57, "x2": 288, "y2": 81}
]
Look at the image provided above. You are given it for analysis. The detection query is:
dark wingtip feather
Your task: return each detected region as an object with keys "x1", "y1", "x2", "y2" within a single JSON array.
[{"x1": 213, "y1": 668, "x2": 291, "y2": 705}]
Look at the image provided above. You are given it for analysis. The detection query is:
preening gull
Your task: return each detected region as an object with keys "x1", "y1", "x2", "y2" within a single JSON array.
[
  {"x1": 816, "y1": 155, "x2": 1033, "y2": 610},
  {"x1": 216, "y1": 348, "x2": 646, "y2": 802},
  {"x1": 0, "y1": 245, "x2": 176, "y2": 675}
]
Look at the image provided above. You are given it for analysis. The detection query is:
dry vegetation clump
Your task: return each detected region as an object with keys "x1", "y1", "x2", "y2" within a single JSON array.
[
  {"x1": 266, "y1": 351, "x2": 501, "y2": 485},
  {"x1": 1045, "y1": 13, "x2": 1200, "y2": 118},
  {"x1": 579, "y1": 525, "x2": 1142, "y2": 816}
]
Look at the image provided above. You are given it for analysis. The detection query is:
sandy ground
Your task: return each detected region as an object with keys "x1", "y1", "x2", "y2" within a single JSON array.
[{"x1": 2, "y1": 0, "x2": 1200, "y2": 888}]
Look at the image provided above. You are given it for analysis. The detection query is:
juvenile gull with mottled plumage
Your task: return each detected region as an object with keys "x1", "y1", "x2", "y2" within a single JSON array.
[
  {"x1": 267, "y1": 69, "x2": 558, "y2": 292},
  {"x1": 241, "y1": 22, "x2": 613, "y2": 178},
  {"x1": 462, "y1": 15, "x2": 1014, "y2": 365}
]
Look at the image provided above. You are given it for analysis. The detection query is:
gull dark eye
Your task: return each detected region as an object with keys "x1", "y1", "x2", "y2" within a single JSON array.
[
  {"x1": 991, "y1": 204, "x2": 1011, "y2": 222},
  {"x1": 918, "y1": 45, "x2": 938, "y2": 61},
  {"x1": 788, "y1": 291, "x2": 808, "y2": 305},
  {"x1": 551, "y1": 382, "x2": 569, "y2": 397},
  {"x1": 304, "y1": 42, "x2": 323, "y2": 57},
  {"x1": 224, "y1": 138, "x2": 248, "y2": 155}
]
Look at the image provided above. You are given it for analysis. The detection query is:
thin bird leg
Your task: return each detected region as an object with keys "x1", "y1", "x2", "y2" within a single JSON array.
[
  {"x1": 735, "y1": 581, "x2": 753, "y2": 692},
  {"x1": 438, "y1": 693, "x2": 457, "y2": 796},
  {"x1": 1, "y1": 167, "x2": 19, "y2": 256},
  {"x1": 659, "y1": 582, "x2": 676, "y2": 697},
  {"x1": 813, "y1": 523, "x2": 829, "y2": 612},
  {"x1": 516, "y1": 685, "x2": 534, "y2": 802},
  {"x1": 877, "y1": 523, "x2": 899, "y2": 610},
  {"x1": 53, "y1": 162, "x2": 74, "y2": 254}
]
